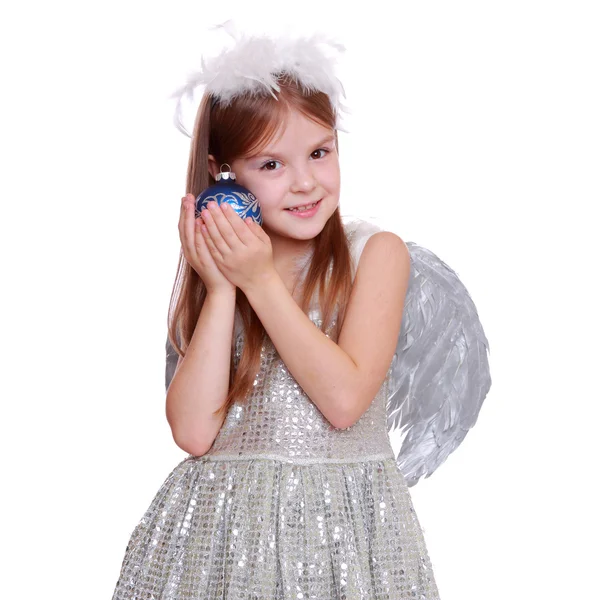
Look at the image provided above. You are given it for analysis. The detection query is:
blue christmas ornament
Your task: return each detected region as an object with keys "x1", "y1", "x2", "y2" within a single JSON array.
[{"x1": 195, "y1": 163, "x2": 262, "y2": 226}]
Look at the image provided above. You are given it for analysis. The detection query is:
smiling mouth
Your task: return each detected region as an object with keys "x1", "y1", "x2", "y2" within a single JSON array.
[{"x1": 285, "y1": 199, "x2": 322, "y2": 212}]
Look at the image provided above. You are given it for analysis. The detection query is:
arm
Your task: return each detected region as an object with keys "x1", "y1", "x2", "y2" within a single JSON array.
[
  {"x1": 244, "y1": 232, "x2": 410, "y2": 429},
  {"x1": 165, "y1": 289, "x2": 237, "y2": 455}
]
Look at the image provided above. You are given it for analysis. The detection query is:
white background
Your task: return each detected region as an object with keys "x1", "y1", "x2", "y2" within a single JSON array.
[{"x1": 1, "y1": 1, "x2": 598, "y2": 598}]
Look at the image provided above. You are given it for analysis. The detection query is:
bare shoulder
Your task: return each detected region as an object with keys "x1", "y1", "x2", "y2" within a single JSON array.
[
  {"x1": 359, "y1": 231, "x2": 410, "y2": 266},
  {"x1": 351, "y1": 230, "x2": 410, "y2": 327},
  {"x1": 355, "y1": 230, "x2": 410, "y2": 281}
]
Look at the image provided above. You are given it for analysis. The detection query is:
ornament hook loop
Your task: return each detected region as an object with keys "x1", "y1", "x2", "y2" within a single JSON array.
[{"x1": 216, "y1": 163, "x2": 236, "y2": 182}]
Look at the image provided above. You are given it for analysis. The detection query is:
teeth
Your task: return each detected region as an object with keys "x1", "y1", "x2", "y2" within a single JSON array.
[{"x1": 288, "y1": 201, "x2": 318, "y2": 212}]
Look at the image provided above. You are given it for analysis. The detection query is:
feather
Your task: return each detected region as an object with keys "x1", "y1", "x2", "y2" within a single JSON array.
[
  {"x1": 165, "y1": 329, "x2": 181, "y2": 393},
  {"x1": 169, "y1": 19, "x2": 350, "y2": 138},
  {"x1": 344, "y1": 218, "x2": 492, "y2": 487}
]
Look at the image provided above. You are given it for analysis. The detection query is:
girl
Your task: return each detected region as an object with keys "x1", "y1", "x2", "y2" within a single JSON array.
[{"x1": 112, "y1": 26, "x2": 442, "y2": 599}]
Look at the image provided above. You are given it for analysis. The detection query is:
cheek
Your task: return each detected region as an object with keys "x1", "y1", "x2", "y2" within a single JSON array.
[
  {"x1": 238, "y1": 176, "x2": 269, "y2": 203},
  {"x1": 322, "y1": 167, "x2": 341, "y2": 193},
  {"x1": 247, "y1": 181, "x2": 285, "y2": 211}
]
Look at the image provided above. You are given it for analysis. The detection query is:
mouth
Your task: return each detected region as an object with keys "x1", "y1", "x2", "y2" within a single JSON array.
[{"x1": 284, "y1": 199, "x2": 322, "y2": 217}]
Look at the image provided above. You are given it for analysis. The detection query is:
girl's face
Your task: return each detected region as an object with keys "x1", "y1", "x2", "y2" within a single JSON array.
[{"x1": 209, "y1": 108, "x2": 341, "y2": 249}]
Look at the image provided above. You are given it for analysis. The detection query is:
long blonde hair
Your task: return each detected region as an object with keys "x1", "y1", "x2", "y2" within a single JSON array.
[{"x1": 167, "y1": 77, "x2": 354, "y2": 419}]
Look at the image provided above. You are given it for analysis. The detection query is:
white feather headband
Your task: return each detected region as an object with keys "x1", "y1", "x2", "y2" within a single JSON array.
[{"x1": 170, "y1": 20, "x2": 350, "y2": 138}]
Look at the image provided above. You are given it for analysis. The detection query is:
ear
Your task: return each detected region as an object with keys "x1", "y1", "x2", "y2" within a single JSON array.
[{"x1": 207, "y1": 154, "x2": 219, "y2": 180}]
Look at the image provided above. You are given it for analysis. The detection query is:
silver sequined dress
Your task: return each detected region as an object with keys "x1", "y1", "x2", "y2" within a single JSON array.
[{"x1": 111, "y1": 303, "x2": 441, "y2": 599}]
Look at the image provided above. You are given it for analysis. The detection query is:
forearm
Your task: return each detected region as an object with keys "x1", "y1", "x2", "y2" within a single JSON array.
[
  {"x1": 165, "y1": 289, "x2": 236, "y2": 454},
  {"x1": 244, "y1": 272, "x2": 359, "y2": 429}
]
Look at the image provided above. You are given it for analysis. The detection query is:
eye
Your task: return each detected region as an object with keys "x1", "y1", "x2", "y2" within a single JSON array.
[
  {"x1": 259, "y1": 148, "x2": 330, "y2": 171},
  {"x1": 311, "y1": 148, "x2": 330, "y2": 159},
  {"x1": 260, "y1": 160, "x2": 282, "y2": 171}
]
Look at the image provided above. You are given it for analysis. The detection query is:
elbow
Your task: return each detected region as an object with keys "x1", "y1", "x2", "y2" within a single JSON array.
[
  {"x1": 333, "y1": 415, "x2": 358, "y2": 431},
  {"x1": 166, "y1": 401, "x2": 209, "y2": 457},
  {"x1": 329, "y1": 402, "x2": 358, "y2": 431},
  {"x1": 171, "y1": 429, "x2": 210, "y2": 457},
  {"x1": 332, "y1": 391, "x2": 371, "y2": 430}
]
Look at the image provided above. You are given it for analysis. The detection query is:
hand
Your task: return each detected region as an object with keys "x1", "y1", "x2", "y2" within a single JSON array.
[
  {"x1": 178, "y1": 194, "x2": 236, "y2": 296},
  {"x1": 200, "y1": 200, "x2": 276, "y2": 293}
]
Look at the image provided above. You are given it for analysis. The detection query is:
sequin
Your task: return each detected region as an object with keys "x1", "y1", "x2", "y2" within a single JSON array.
[{"x1": 112, "y1": 314, "x2": 441, "y2": 599}]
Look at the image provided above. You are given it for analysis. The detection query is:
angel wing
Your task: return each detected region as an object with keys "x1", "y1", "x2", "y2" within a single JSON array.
[
  {"x1": 165, "y1": 332, "x2": 179, "y2": 393},
  {"x1": 344, "y1": 217, "x2": 492, "y2": 487}
]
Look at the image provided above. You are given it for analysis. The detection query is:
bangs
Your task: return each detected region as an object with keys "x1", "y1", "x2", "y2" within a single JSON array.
[
  {"x1": 208, "y1": 78, "x2": 336, "y2": 165},
  {"x1": 240, "y1": 98, "x2": 290, "y2": 159}
]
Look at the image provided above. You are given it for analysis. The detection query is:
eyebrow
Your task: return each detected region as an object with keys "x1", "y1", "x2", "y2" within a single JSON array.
[{"x1": 252, "y1": 135, "x2": 336, "y2": 159}]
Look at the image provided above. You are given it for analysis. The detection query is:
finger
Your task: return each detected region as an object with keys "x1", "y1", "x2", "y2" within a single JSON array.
[
  {"x1": 194, "y1": 214, "x2": 209, "y2": 252},
  {"x1": 183, "y1": 195, "x2": 208, "y2": 267},
  {"x1": 178, "y1": 195, "x2": 188, "y2": 239},
  {"x1": 221, "y1": 203, "x2": 255, "y2": 245},
  {"x1": 207, "y1": 202, "x2": 246, "y2": 251},
  {"x1": 200, "y1": 219, "x2": 223, "y2": 262},
  {"x1": 247, "y1": 218, "x2": 270, "y2": 244},
  {"x1": 201, "y1": 205, "x2": 231, "y2": 257}
]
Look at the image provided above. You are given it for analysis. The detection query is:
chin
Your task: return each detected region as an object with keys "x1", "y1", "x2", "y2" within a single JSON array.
[{"x1": 266, "y1": 226, "x2": 321, "y2": 242}]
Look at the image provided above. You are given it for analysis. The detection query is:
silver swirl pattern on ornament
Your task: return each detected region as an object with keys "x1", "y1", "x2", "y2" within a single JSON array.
[{"x1": 196, "y1": 191, "x2": 262, "y2": 225}]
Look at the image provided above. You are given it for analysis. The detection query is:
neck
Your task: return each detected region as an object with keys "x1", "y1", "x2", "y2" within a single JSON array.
[{"x1": 266, "y1": 231, "x2": 316, "y2": 294}]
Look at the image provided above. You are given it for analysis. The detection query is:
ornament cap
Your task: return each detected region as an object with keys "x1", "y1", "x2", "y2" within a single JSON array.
[{"x1": 215, "y1": 163, "x2": 236, "y2": 182}]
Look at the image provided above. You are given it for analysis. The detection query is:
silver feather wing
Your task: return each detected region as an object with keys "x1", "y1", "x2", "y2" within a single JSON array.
[
  {"x1": 344, "y1": 217, "x2": 492, "y2": 488},
  {"x1": 165, "y1": 334, "x2": 179, "y2": 393}
]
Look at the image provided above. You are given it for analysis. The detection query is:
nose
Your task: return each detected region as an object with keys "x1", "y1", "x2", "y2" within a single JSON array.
[{"x1": 289, "y1": 163, "x2": 317, "y2": 194}]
